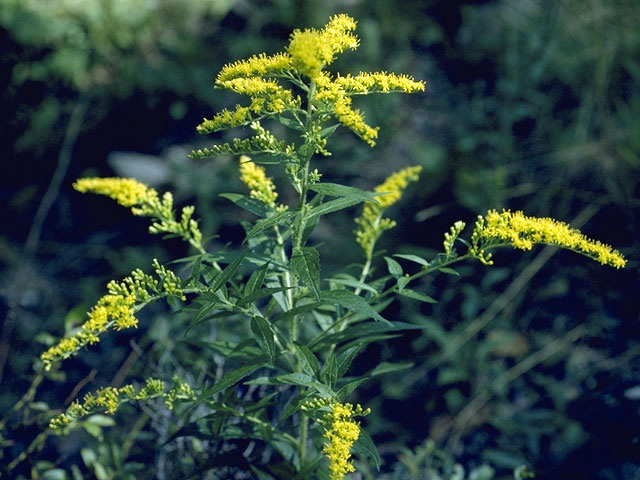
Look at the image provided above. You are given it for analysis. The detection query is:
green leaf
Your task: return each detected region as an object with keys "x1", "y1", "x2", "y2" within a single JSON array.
[
  {"x1": 352, "y1": 428, "x2": 381, "y2": 471},
  {"x1": 307, "y1": 196, "x2": 366, "y2": 221},
  {"x1": 210, "y1": 249, "x2": 249, "y2": 293},
  {"x1": 237, "y1": 286, "x2": 291, "y2": 308},
  {"x1": 278, "y1": 115, "x2": 304, "y2": 131},
  {"x1": 397, "y1": 276, "x2": 410, "y2": 291},
  {"x1": 277, "y1": 372, "x2": 315, "y2": 386},
  {"x1": 80, "y1": 448, "x2": 97, "y2": 466},
  {"x1": 42, "y1": 469, "x2": 70, "y2": 480},
  {"x1": 309, "y1": 321, "x2": 427, "y2": 350},
  {"x1": 245, "y1": 210, "x2": 295, "y2": 242},
  {"x1": 328, "y1": 277, "x2": 378, "y2": 294},
  {"x1": 318, "y1": 123, "x2": 341, "y2": 138},
  {"x1": 245, "y1": 262, "x2": 270, "y2": 295},
  {"x1": 341, "y1": 334, "x2": 403, "y2": 352},
  {"x1": 308, "y1": 183, "x2": 375, "y2": 201},
  {"x1": 276, "y1": 373, "x2": 334, "y2": 397},
  {"x1": 393, "y1": 253, "x2": 430, "y2": 267},
  {"x1": 201, "y1": 357, "x2": 268, "y2": 399},
  {"x1": 294, "y1": 343, "x2": 320, "y2": 377},
  {"x1": 291, "y1": 247, "x2": 321, "y2": 300},
  {"x1": 251, "y1": 317, "x2": 276, "y2": 366},
  {"x1": 335, "y1": 377, "x2": 369, "y2": 401},
  {"x1": 399, "y1": 289, "x2": 438, "y2": 303},
  {"x1": 336, "y1": 345, "x2": 363, "y2": 377},
  {"x1": 321, "y1": 352, "x2": 338, "y2": 388},
  {"x1": 298, "y1": 141, "x2": 316, "y2": 160},
  {"x1": 85, "y1": 415, "x2": 116, "y2": 427},
  {"x1": 186, "y1": 254, "x2": 203, "y2": 286},
  {"x1": 249, "y1": 466, "x2": 278, "y2": 480},
  {"x1": 220, "y1": 193, "x2": 270, "y2": 217},
  {"x1": 367, "y1": 361, "x2": 414, "y2": 377},
  {"x1": 439, "y1": 267, "x2": 460, "y2": 276},
  {"x1": 384, "y1": 256, "x2": 403, "y2": 278},
  {"x1": 274, "y1": 301, "x2": 323, "y2": 323},
  {"x1": 320, "y1": 290, "x2": 389, "y2": 324}
]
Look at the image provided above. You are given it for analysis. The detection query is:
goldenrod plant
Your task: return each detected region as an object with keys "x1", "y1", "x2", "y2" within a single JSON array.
[{"x1": 4, "y1": 14, "x2": 626, "y2": 479}]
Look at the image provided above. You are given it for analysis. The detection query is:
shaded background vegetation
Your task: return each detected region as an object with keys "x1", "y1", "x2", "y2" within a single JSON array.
[{"x1": 1, "y1": 0, "x2": 639, "y2": 478}]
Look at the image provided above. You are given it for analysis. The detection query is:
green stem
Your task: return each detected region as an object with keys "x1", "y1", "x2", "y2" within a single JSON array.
[
  {"x1": 0, "y1": 372, "x2": 43, "y2": 430},
  {"x1": 299, "y1": 412, "x2": 309, "y2": 466},
  {"x1": 315, "y1": 253, "x2": 475, "y2": 344},
  {"x1": 8, "y1": 429, "x2": 51, "y2": 471},
  {"x1": 275, "y1": 226, "x2": 295, "y2": 312}
]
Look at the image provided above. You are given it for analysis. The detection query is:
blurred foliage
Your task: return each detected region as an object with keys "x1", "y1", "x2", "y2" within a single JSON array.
[{"x1": 1, "y1": 0, "x2": 639, "y2": 479}]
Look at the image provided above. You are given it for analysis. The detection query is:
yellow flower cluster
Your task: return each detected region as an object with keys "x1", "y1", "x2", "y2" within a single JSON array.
[
  {"x1": 322, "y1": 402, "x2": 368, "y2": 480},
  {"x1": 443, "y1": 220, "x2": 466, "y2": 257},
  {"x1": 74, "y1": 177, "x2": 203, "y2": 251},
  {"x1": 313, "y1": 72, "x2": 424, "y2": 148},
  {"x1": 355, "y1": 166, "x2": 423, "y2": 256},
  {"x1": 300, "y1": 398, "x2": 370, "y2": 480},
  {"x1": 471, "y1": 209, "x2": 626, "y2": 268},
  {"x1": 217, "y1": 52, "x2": 293, "y2": 83},
  {"x1": 239, "y1": 155, "x2": 279, "y2": 208},
  {"x1": 74, "y1": 177, "x2": 158, "y2": 207},
  {"x1": 49, "y1": 377, "x2": 196, "y2": 430},
  {"x1": 197, "y1": 106, "x2": 252, "y2": 133},
  {"x1": 287, "y1": 13, "x2": 359, "y2": 78},
  {"x1": 190, "y1": 121, "x2": 296, "y2": 161},
  {"x1": 197, "y1": 14, "x2": 424, "y2": 148},
  {"x1": 41, "y1": 261, "x2": 185, "y2": 371},
  {"x1": 335, "y1": 72, "x2": 426, "y2": 95}
]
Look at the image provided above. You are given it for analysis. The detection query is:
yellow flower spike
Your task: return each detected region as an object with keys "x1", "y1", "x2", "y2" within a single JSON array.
[
  {"x1": 197, "y1": 105, "x2": 252, "y2": 133},
  {"x1": 216, "y1": 52, "x2": 293, "y2": 83},
  {"x1": 74, "y1": 177, "x2": 158, "y2": 208},
  {"x1": 197, "y1": 14, "x2": 424, "y2": 151},
  {"x1": 472, "y1": 209, "x2": 626, "y2": 268},
  {"x1": 287, "y1": 28, "x2": 327, "y2": 79},
  {"x1": 335, "y1": 72, "x2": 426, "y2": 95},
  {"x1": 333, "y1": 97, "x2": 379, "y2": 147},
  {"x1": 320, "y1": 13, "x2": 359, "y2": 56},
  {"x1": 321, "y1": 402, "x2": 367, "y2": 480},
  {"x1": 373, "y1": 165, "x2": 423, "y2": 208},
  {"x1": 74, "y1": 177, "x2": 204, "y2": 251},
  {"x1": 354, "y1": 166, "x2": 423, "y2": 257},
  {"x1": 287, "y1": 14, "x2": 358, "y2": 79},
  {"x1": 49, "y1": 378, "x2": 195, "y2": 429},
  {"x1": 239, "y1": 155, "x2": 280, "y2": 208},
  {"x1": 41, "y1": 261, "x2": 186, "y2": 371}
]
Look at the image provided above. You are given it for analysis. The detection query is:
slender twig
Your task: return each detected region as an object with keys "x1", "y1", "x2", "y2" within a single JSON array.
[{"x1": 25, "y1": 97, "x2": 90, "y2": 254}]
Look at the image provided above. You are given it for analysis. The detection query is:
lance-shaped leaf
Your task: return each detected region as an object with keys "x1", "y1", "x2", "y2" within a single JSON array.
[
  {"x1": 291, "y1": 246, "x2": 321, "y2": 300},
  {"x1": 384, "y1": 256, "x2": 403, "y2": 278},
  {"x1": 220, "y1": 193, "x2": 271, "y2": 218},
  {"x1": 320, "y1": 290, "x2": 390, "y2": 324},
  {"x1": 352, "y1": 429, "x2": 381, "y2": 471},
  {"x1": 308, "y1": 183, "x2": 376, "y2": 201},
  {"x1": 210, "y1": 248, "x2": 249, "y2": 293},
  {"x1": 244, "y1": 210, "x2": 295, "y2": 242},
  {"x1": 200, "y1": 356, "x2": 269, "y2": 399},
  {"x1": 399, "y1": 289, "x2": 438, "y2": 304},
  {"x1": 306, "y1": 196, "x2": 366, "y2": 221},
  {"x1": 245, "y1": 262, "x2": 270, "y2": 295},
  {"x1": 251, "y1": 317, "x2": 276, "y2": 366}
]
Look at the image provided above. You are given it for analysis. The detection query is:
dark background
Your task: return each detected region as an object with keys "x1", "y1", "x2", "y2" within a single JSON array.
[{"x1": 1, "y1": 0, "x2": 639, "y2": 478}]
